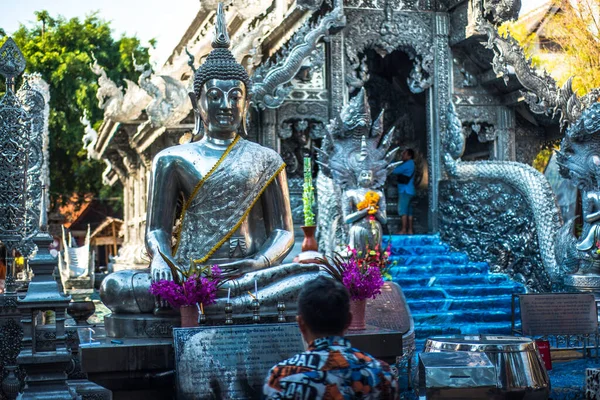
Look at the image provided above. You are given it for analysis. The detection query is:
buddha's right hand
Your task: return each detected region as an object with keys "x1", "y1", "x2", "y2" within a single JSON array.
[
  {"x1": 150, "y1": 256, "x2": 174, "y2": 282},
  {"x1": 150, "y1": 255, "x2": 175, "y2": 310}
]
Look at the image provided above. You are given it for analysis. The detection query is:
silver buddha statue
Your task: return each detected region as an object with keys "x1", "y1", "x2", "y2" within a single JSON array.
[
  {"x1": 317, "y1": 88, "x2": 400, "y2": 255},
  {"x1": 100, "y1": 4, "x2": 320, "y2": 319},
  {"x1": 342, "y1": 153, "x2": 388, "y2": 254}
]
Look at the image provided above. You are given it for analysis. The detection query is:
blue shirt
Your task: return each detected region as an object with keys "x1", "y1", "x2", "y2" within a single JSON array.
[{"x1": 393, "y1": 159, "x2": 415, "y2": 195}]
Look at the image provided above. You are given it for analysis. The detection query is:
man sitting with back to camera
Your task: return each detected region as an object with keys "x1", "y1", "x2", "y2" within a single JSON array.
[{"x1": 263, "y1": 276, "x2": 398, "y2": 399}]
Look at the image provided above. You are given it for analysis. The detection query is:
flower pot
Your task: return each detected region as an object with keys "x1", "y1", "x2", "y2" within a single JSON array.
[
  {"x1": 180, "y1": 305, "x2": 199, "y2": 328},
  {"x1": 2, "y1": 365, "x2": 21, "y2": 399},
  {"x1": 67, "y1": 300, "x2": 96, "y2": 325},
  {"x1": 301, "y1": 226, "x2": 318, "y2": 252},
  {"x1": 348, "y1": 299, "x2": 367, "y2": 330}
]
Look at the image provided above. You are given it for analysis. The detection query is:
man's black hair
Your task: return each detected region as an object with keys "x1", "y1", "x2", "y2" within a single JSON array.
[
  {"x1": 405, "y1": 148, "x2": 415, "y2": 159},
  {"x1": 297, "y1": 276, "x2": 350, "y2": 335}
]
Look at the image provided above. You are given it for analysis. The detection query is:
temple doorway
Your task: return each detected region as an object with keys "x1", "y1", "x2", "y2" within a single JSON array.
[{"x1": 361, "y1": 49, "x2": 429, "y2": 234}]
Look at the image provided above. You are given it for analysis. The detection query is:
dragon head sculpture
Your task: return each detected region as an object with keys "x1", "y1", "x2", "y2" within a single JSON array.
[
  {"x1": 316, "y1": 88, "x2": 401, "y2": 190},
  {"x1": 557, "y1": 102, "x2": 600, "y2": 192}
]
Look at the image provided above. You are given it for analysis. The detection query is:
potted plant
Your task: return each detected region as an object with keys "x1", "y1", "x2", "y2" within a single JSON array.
[
  {"x1": 320, "y1": 244, "x2": 392, "y2": 330},
  {"x1": 301, "y1": 157, "x2": 317, "y2": 251},
  {"x1": 149, "y1": 251, "x2": 222, "y2": 327}
]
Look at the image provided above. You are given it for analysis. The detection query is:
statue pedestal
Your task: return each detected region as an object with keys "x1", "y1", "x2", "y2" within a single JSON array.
[
  {"x1": 105, "y1": 313, "x2": 180, "y2": 338},
  {"x1": 88, "y1": 282, "x2": 414, "y2": 398},
  {"x1": 564, "y1": 274, "x2": 600, "y2": 298}
]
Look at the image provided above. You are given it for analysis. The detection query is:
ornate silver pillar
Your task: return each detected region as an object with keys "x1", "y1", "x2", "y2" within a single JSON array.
[
  {"x1": 0, "y1": 37, "x2": 107, "y2": 400},
  {"x1": 429, "y1": 12, "x2": 451, "y2": 232},
  {"x1": 0, "y1": 39, "x2": 34, "y2": 293},
  {"x1": 494, "y1": 106, "x2": 516, "y2": 161},
  {"x1": 260, "y1": 108, "x2": 279, "y2": 151},
  {"x1": 17, "y1": 74, "x2": 50, "y2": 233},
  {"x1": 329, "y1": 31, "x2": 346, "y2": 116}
]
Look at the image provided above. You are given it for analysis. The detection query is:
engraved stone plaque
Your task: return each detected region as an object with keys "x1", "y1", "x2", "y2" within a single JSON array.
[
  {"x1": 174, "y1": 323, "x2": 305, "y2": 400},
  {"x1": 519, "y1": 293, "x2": 598, "y2": 336}
]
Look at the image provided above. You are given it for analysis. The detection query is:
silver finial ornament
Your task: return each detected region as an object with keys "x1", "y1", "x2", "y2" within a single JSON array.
[
  {"x1": 212, "y1": 3, "x2": 231, "y2": 49},
  {"x1": 0, "y1": 38, "x2": 26, "y2": 91}
]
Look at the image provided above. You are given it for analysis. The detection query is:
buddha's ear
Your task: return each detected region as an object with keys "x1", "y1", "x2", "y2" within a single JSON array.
[
  {"x1": 188, "y1": 91, "x2": 198, "y2": 110},
  {"x1": 239, "y1": 102, "x2": 250, "y2": 138},
  {"x1": 188, "y1": 92, "x2": 204, "y2": 141}
]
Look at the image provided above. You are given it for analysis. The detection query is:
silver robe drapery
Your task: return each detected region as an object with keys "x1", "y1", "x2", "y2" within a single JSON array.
[{"x1": 173, "y1": 137, "x2": 285, "y2": 265}]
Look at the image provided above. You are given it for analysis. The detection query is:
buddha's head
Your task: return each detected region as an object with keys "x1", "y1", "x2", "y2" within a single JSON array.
[
  {"x1": 357, "y1": 169, "x2": 374, "y2": 188},
  {"x1": 190, "y1": 3, "x2": 251, "y2": 139}
]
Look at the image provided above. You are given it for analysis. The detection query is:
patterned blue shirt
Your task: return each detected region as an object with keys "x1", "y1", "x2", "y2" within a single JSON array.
[{"x1": 263, "y1": 336, "x2": 398, "y2": 399}]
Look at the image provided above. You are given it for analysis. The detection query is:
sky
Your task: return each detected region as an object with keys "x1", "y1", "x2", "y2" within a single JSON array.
[
  {"x1": 0, "y1": 0, "x2": 200, "y2": 67},
  {"x1": 0, "y1": 0, "x2": 550, "y2": 67},
  {"x1": 520, "y1": 0, "x2": 552, "y2": 15}
]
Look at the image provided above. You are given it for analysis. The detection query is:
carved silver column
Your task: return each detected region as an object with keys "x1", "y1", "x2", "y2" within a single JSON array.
[
  {"x1": 494, "y1": 106, "x2": 516, "y2": 161},
  {"x1": 260, "y1": 108, "x2": 279, "y2": 151},
  {"x1": 0, "y1": 39, "x2": 32, "y2": 293},
  {"x1": 17, "y1": 74, "x2": 50, "y2": 233},
  {"x1": 430, "y1": 13, "x2": 451, "y2": 232},
  {"x1": 329, "y1": 31, "x2": 346, "y2": 116},
  {"x1": 0, "y1": 37, "x2": 99, "y2": 399}
]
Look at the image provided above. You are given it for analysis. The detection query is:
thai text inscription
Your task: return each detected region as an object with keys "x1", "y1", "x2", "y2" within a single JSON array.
[
  {"x1": 519, "y1": 293, "x2": 598, "y2": 336},
  {"x1": 174, "y1": 323, "x2": 304, "y2": 400}
]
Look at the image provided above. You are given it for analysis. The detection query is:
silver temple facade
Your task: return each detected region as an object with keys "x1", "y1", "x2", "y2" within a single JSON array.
[{"x1": 88, "y1": 0, "x2": 578, "y2": 292}]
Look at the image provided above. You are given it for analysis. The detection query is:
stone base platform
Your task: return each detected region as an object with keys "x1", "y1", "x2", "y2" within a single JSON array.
[
  {"x1": 68, "y1": 379, "x2": 113, "y2": 400},
  {"x1": 105, "y1": 313, "x2": 307, "y2": 338},
  {"x1": 63, "y1": 276, "x2": 95, "y2": 290},
  {"x1": 83, "y1": 282, "x2": 413, "y2": 398},
  {"x1": 80, "y1": 332, "x2": 174, "y2": 399},
  {"x1": 564, "y1": 274, "x2": 600, "y2": 296},
  {"x1": 105, "y1": 313, "x2": 180, "y2": 338}
]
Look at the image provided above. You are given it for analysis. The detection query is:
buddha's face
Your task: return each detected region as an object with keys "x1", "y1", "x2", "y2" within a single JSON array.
[
  {"x1": 199, "y1": 79, "x2": 246, "y2": 137},
  {"x1": 358, "y1": 170, "x2": 373, "y2": 188}
]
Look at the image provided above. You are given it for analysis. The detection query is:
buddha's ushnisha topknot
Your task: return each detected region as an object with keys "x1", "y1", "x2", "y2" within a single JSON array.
[
  {"x1": 193, "y1": 3, "x2": 251, "y2": 98},
  {"x1": 212, "y1": 2, "x2": 230, "y2": 49}
]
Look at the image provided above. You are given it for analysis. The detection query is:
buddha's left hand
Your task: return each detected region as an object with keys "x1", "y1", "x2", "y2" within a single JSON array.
[{"x1": 218, "y1": 257, "x2": 265, "y2": 276}]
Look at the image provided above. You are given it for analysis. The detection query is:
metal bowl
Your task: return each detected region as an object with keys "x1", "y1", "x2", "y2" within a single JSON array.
[
  {"x1": 67, "y1": 301, "x2": 96, "y2": 325},
  {"x1": 425, "y1": 335, "x2": 550, "y2": 400}
]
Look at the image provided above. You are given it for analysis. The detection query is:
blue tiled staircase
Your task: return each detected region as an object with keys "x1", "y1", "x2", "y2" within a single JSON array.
[
  {"x1": 382, "y1": 234, "x2": 591, "y2": 400},
  {"x1": 383, "y1": 234, "x2": 525, "y2": 341}
]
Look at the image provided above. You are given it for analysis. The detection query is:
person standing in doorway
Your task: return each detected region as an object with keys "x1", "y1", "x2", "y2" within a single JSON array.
[{"x1": 393, "y1": 149, "x2": 415, "y2": 235}]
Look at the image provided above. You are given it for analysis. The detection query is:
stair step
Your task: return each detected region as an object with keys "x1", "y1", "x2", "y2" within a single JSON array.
[
  {"x1": 402, "y1": 285, "x2": 524, "y2": 300},
  {"x1": 383, "y1": 234, "x2": 443, "y2": 247},
  {"x1": 388, "y1": 244, "x2": 450, "y2": 256},
  {"x1": 416, "y1": 321, "x2": 516, "y2": 340},
  {"x1": 381, "y1": 234, "x2": 526, "y2": 341},
  {"x1": 413, "y1": 310, "x2": 513, "y2": 324},
  {"x1": 444, "y1": 285, "x2": 525, "y2": 297},
  {"x1": 389, "y1": 262, "x2": 489, "y2": 276},
  {"x1": 389, "y1": 254, "x2": 470, "y2": 265},
  {"x1": 394, "y1": 273, "x2": 511, "y2": 288},
  {"x1": 408, "y1": 295, "x2": 514, "y2": 312}
]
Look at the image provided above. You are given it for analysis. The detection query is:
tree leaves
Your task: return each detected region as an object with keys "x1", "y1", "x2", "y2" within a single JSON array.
[
  {"x1": 0, "y1": 11, "x2": 152, "y2": 210},
  {"x1": 502, "y1": 0, "x2": 600, "y2": 96}
]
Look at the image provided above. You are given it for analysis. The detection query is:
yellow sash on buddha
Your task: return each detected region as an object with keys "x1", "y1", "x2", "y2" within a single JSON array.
[{"x1": 173, "y1": 137, "x2": 285, "y2": 265}]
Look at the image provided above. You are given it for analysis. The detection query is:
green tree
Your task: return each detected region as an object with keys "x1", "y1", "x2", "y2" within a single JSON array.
[
  {"x1": 502, "y1": 0, "x2": 600, "y2": 96},
  {"x1": 0, "y1": 11, "x2": 153, "y2": 209}
]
